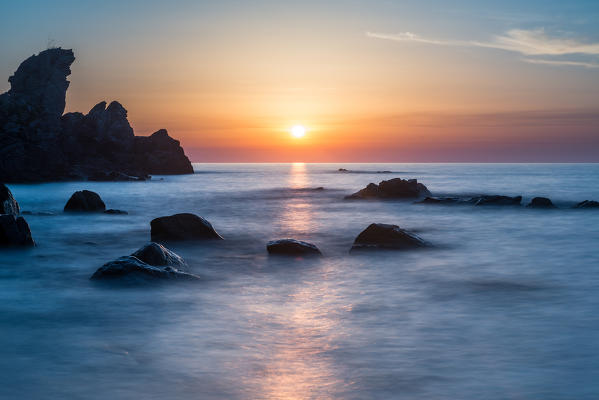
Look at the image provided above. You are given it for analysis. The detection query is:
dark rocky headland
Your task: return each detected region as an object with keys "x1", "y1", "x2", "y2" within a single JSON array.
[{"x1": 0, "y1": 48, "x2": 193, "y2": 182}]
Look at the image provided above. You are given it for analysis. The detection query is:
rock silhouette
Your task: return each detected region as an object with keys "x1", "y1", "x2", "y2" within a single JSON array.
[
  {"x1": 266, "y1": 239, "x2": 322, "y2": 256},
  {"x1": 0, "y1": 215, "x2": 35, "y2": 247},
  {"x1": 151, "y1": 213, "x2": 223, "y2": 241},
  {"x1": 131, "y1": 242, "x2": 188, "y2": 269},
  {"x1": 64, "y1": 190, "x2": 106, "y2": 212},
  {"x1": 0, "y1": 48, "x2": 193, "y2": 182},
  {"x1": 526, "y1": 197, "x2": 556, "y2": 208},
  {"x1": 351, "y1": 223, "x2": 427, "y2": 251},
  {"x1": 574, "y1": 200, "x2": 599, "y2": 208},
  {"x1": 1, "y1": 184, "x2": 20, "y2": 215},
  {"x1": 346, "y1": 178, "x2": 431, "y2": 200}
]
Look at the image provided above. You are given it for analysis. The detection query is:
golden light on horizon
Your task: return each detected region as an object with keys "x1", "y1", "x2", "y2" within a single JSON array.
[{"x1": 290, "y1": 125, "x2": 306, "y2": 138}]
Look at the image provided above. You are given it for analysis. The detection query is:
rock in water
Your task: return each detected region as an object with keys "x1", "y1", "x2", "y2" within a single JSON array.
[
  {"x1": 0, "y1": 48, "x2": 193, "y2": 182},
  {"x1": 346, "y1": 178, "x2": 431, "y2": 199},
  {"x1": 526, "y1": 197, "x2": 556, "y2": 208},
  {"x1": 267, "y1": 239, "x2": 322, "y2": 256},
  {"x1": 1, "y1": 184, "x2": 20, "y2": 215},
  {"x1": 90, "y1": 256, "x2": 198, "y2": 281},
  {"x1": 150, "y1": 213, "x2": 223, "y2": 241},
  {"x1": 351, "y1": 223, "x2": 427, "y2": 251},
  {"x1": 64, "y1": 190, "x2": 106, "y2": 212},
  {"x1": 104, "y1": 209, "x2": 128, "y2": 215},
  {"x1": 131, "y1": 242, "x2": 188, "y2": 269},
  {"x1": 574, "y1": 200, "x2": 599, "y2": 209},
  {"x1": 471, "y1": 195, "x2": 522, "y2": 206},
  {"x1": 416, "y1": 196, "x2": 462, "y2": 205},
  {"x1": 0, "y1": 215, "x2": 35, "y2": 246}
]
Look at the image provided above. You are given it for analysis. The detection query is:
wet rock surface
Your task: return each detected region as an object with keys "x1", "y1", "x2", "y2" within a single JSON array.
[
  {"x1": 526, "y1": 197, "x2": 556, "y2": 208},
  {"x1": 0, "y1": 215, "x2": 35, "y2": 247},
  {"x1": 574, "y1": 200, "x2": 599, "y2": 209},
  {"x1": 131, "y1": 242, "x2": 188, "y2": 269},
  {"x1": 151, "y1": 213, "x2": 223, "y2": 241},
  {"x1": 90, "y1": 255, "x2": 198, "y2": 282},
  {"x1": 64, "y1": 190, "x2": 106, "y2": 212},
  {"x1": 1, "y1": 184, "x2": 20, "y2": 215},
  {"x1": 346, "y1": 178, "x2": 431, "y2": 200},
  {"x1": 351, "y1": 223, "x2": 427, "y2": 251},
  {"x1": 266, "y1": 239, "x2": 322, "y2": 256}
]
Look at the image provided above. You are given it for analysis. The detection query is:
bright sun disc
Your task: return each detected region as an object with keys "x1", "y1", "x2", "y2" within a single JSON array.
[{"x1": 291, "y1": 125, "x2": 306, "y2": 138}]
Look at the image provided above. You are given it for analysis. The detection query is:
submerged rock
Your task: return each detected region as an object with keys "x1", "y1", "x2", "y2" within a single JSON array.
[
  {"x1": 351, "y1": 223, "x2": 427, "y2": 251},
  {"x1": 90, "y1": 256, "x2": 198, "y2": 281},
  {"x1": 346, "y1": 178, "x2": 431, "y2": 200},
  {"x1": 471, "y1": 195, "x2": 522, "y2": 206},
  {"x1": 574, "y1": 200, "x2": 599, "y2": 209},
  {"x1": 1, "y1": 184, "x2": 20, "y2": 215},
  {"x1": 64, "y1": 190, "x2": 106, "y2": 212},
  {"x1": 104, "y1": 209, "x2": 128, "y2": 215},
  {"x1": 88, "y1": 171, "x2": 147, "y2": 182},
  {"x1": 131, "y1": 242, "x2": 188, "y2": 269},
  {"x1": 416, "y1": 196, "x2": 462, "y2": 205},
  {"x1": 267, "y1": 239, "x2": 322, "y2": 256},
  {"x1": 526, "y1": 197, "x2": 556, "y2": 208},
  {"x1": 0, "y1": 48, "x2": 193, "y2": 183},
  {"x1": 150, "y1": 213, "x2": 223, "y2": 241},
  {"x1": 0, "y1": 215, "x2": 35, "y2": 247}
]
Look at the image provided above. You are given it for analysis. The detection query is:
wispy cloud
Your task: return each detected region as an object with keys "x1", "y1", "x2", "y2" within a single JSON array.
[{"x1": 366, "y1": 29, "x2": 599, "y2": 68}]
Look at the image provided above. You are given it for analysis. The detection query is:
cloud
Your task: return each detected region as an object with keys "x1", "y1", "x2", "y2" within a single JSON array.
[{"x1": 366, "y1": 28, "x2": 599, "y2": 68}]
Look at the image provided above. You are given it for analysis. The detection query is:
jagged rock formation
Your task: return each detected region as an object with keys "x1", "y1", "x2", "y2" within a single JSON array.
[{"x1": 0, "y1": 48, "x2": 193, "y2": 182}]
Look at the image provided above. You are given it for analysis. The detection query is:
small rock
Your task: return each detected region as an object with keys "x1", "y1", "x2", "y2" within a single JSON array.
[
  {"x1": 1, "y1": 184, "x2": 20, "y2": 215},
  {"x1": 526, "y1": 197, "x2": 556, "y2": 208},
  {"x1": 351, "y1": 223, "x2": 427, "y2": 251},
  {"x1": 0, "y1": 215, "x2": 35, "y2": 247},
  {"x1": 471, "y1": 195, "x2": 522, "y2": 206},
  {"x1": 574, "y1": 200, "x2": 599, "y2": 209},
  {"x1": 338, "y1": 168, "x2": 349, "y2": 172},
  {"x1": 131, "y1": 242, "x2": 188, "y2": 269},
  {"x1": 150, "y1": 213, "x2": 223, "y2": 241},
  {"x1": 64, "y1": 190, "x2": 106, "y2": 212},
  {"x1": 90, "y1": 256, "x2": 199, "y2": 281},
  {"x1": 104, "y1": 209, "x2": 128, "y2": 215},
  {"x1": 416, "y1": 196, "x2": 462, "y2": 205},
  {"x1": 88, "y1": 171, "x2": 147, "y2": 181},
  {"x1": 346, "y1": 178, "x2": 431, "y2": 199},
  {"x1": 267, "y1": 239, "x2": 322, "y2": 256}
]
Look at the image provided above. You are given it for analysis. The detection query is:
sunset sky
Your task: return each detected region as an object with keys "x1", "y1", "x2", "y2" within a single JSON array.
[{"x1": 1, "y1": 0, "x2": 598, "y2": 162}]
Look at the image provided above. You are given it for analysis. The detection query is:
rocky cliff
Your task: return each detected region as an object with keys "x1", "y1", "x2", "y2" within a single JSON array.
[{"x1": 0, "y1": 48, "x2": 193, "y2": 182}]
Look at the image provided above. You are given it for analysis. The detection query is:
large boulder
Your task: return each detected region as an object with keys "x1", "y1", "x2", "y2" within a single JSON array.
[
  {"x1": 64, "y1": 190, "x2": 106, "y2": 212},
  {"x1": 0, "y1": 48, "x2": 194, "y2": 182},
  {"x1": 90, "y1": 256, "x2": 198, "y2": 282},
  {"x1": 574, "y1": 200, "x2": 599, "y2": 209},
  {"x1": 150, "y1": 213, "x2": 223, "y2": 241},
  {"x1": 0, "y1": 215, "x2": 35, "y2": 247},
  {"x1": 526, "y1": 197, "x2": 556, "y2": 208},
  {"x1": 1, "y1": 184, "x2": 20, "y2": 215},
  {"x1": 346, "y1": 178, "x2": 431, "y2": 199},
  {"x1": 351, "y1": 223, "x2": 427, "y2": 251},
  {"x1": 471, "y1": 195, "x2": 522, "y2": 206},
  {"x1": 131, "y1": 242, "x2": 188, "y2": 269},
  {"x1": 266, "y1": 239, "x2": 322, "y2": 256}
]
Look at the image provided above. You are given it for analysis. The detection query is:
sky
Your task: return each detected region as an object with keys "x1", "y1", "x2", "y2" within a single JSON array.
[{"x1": 1, "y1": 0, "x2": 598, "y2": 162}]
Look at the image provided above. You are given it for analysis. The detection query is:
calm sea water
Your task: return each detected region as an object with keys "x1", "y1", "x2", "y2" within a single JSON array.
[{"x1": 1, "y1": 163, "x2": 599, "y2": 399}]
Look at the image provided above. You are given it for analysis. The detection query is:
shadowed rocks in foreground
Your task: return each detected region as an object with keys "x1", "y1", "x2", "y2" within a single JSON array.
[
  {"x1": 417, "y1": 195, "x2": 522, "y2": 206},
  {"x1": 131, "y1": 242, "x2": 188, "y2": 269},
  {"x1": 0, "y1": 48, "x2": 193, "y2": 182},
  {"x1": 351, "y1": 223, "x2": 427, "y2": 251},
  {"x1": 1, "y1": 184, "x2": 20, "y2": 215},
  {"x1": 267, "y1": 239, "x2": 322, "y2": 256},
  {"x1": 346, "y1": 178, "x2": 431, "y2": 200},
  {"x1": 0, "y1": 214, "x2": 34, "y2": 247},
  {"x1": 64, "y1": 190, "x2": 106, "y2": 212},
  {"x1": 90, "y1": 256, "x2": 198, "y2": 282},
  {"x1": 151, "y1": 213, "x2": 223, "y2": 241}
]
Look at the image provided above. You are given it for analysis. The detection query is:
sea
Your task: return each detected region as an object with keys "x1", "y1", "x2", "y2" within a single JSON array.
[{"x1": 1, "y1": 163, "x2": 599, "y2": 399}]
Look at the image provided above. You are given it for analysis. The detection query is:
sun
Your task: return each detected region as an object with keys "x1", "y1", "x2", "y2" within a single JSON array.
[{"x1": 290, "y1": 125, "x2": 306, "y2": 138}]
